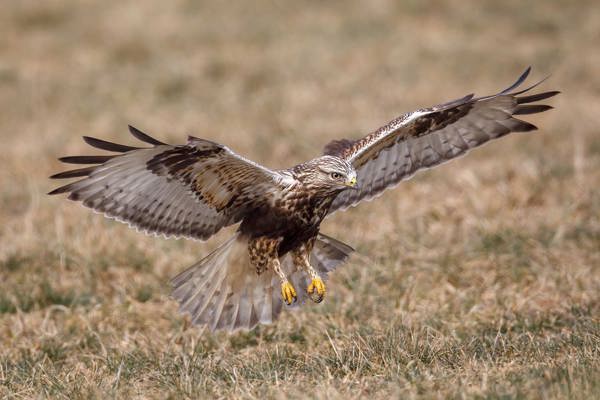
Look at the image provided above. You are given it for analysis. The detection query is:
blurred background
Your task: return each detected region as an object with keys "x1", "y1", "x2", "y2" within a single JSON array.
[{"x1": 1, "y1": 1, "x2": 598, "y2": 398}]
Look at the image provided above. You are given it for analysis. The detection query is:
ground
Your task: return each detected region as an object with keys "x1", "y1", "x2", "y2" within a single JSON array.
[{"x1": 0, "y1": 1, "x2": 599, "y2": 399}]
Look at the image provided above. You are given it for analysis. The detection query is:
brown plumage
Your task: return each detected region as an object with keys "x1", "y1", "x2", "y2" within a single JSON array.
[{"x1": 49, "y1": 67, "x2": 558, "y2": 332}]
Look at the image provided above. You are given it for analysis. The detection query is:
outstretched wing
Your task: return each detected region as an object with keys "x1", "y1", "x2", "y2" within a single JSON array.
[
  {"x1": 49, "y1": 126, "x2": 291, "y2": 240},
  {"x1": 326, "y1": 67, "x2": 559, "y2": 213}
]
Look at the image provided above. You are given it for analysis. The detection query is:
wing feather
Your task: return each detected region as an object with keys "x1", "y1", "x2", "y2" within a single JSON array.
[
  {"x1": 127, "y1": 125, "x2": 167, "y2": 145},
  {"x1": 82, "y1": 136, "x2": 140, "y2": 152},
  {"x1": 328, "y1": 68, "x2": 559, "y2": 213},
  {"x1": 49, "y1": 126, "x2": 288, "y2": 240}
]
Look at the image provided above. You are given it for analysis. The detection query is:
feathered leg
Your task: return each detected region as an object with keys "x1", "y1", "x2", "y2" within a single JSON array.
[
  {"x1": 248, "y1": 236, "x2": 297, "y2": 305},
  {"x1": 292, "y1": 238, "x2": 326, "y2": 303},
  {"x1": 272, "y1": 258, "x2": 297, "y2": 305}
]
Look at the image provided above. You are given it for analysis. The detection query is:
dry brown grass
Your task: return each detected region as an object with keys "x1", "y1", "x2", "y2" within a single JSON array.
[{"x1": 1, "y1": 1, "x2": 599, "y2": 398}]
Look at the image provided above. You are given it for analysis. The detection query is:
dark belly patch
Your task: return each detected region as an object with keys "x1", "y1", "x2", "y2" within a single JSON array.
[{"x1": 247, "y1": 236, "x2": 282, "y2": 275}]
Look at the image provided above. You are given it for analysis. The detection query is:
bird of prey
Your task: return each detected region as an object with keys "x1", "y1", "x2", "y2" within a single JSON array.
[{"x1": 49, "y1": 67, "x2": 558, "y2": 332}]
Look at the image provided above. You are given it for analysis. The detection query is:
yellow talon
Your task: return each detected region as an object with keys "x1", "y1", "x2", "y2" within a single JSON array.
[
  {"x1": 307, "y1": 277, "x2": 326, "y2": 303},
  {"x1": 281, "y1": 281, "x2": 297, "y2": 305}
]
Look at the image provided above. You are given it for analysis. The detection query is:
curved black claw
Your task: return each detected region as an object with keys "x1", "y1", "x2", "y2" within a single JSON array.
[
  {"x1": 307, "y1": 278, "x2": 326, "y2": 303},
  {"x1": 281, "y1": 281, "x2": 297, "y2": 305}
]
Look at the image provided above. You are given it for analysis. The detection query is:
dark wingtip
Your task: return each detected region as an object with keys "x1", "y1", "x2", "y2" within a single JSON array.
[
  {"x1": 58, "y1": 155, "x2": 114, "y2": 164},
  {"x1": 514, "y1": 121, "x2": 538, "y2": 132},
  {"x1": 48, "y1": 185, "x2": 70, "y2": 195},
  {"x1": 512, "y1": 76, "x2": 550, "y2": 96},
  {"x1": 128, "y1": 125, "x2": 166, "y2": 146},
  {"x1": 514, "y1": 104, "x2": 554, "y2": 115},
  {"x1": 49, "y1": 166, "x2": 96, "y2": 179},
  {"x1": 517, "y1": 90, "x2": 560, "y2": 104},
  {"x1": 83, "y1": 136, "x2": 139, "y2": 153},
  {"x1": 522, "y1": 66, "x2": 532, "y2": 80},
  {"x1": 499, "y1": 66, "x2": 532, "y2": 95}
]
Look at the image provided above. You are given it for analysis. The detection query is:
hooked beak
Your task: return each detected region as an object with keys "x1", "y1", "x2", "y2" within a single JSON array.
[{"x1": 345, "y1": 176, "x2": 358, "y2": 190}]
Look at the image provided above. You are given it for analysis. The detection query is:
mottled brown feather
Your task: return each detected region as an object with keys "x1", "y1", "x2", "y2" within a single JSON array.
[
  {"x1": 49, "y1": 68, "x2": 558, "y2": 333},
  {"x1": 49, "y1": 129, "x2": 289, "y2": 240},
  {"x1": 327, "y1": 67, "x2": 559, "y2": 213}
]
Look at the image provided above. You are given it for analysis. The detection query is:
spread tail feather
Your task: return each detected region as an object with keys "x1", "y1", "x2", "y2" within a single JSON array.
[
  {"x1": 170, "y1": 232, "x2": 354, "y2": 332},
  {"x1": 170, "y1": 232, "x2": 282, "y2": 332},
  {"x1": 283, "y1": 233, "x2": 355, "y2": 307}
]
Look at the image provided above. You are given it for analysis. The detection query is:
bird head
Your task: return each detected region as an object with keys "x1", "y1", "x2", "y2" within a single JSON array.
[{"x1": 295, "y1": 156, "x2": 358, "y2": 195}]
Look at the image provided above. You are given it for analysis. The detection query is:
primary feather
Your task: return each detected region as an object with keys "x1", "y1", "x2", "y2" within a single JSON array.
[
  {"x1": 49, "y1": 127, "x2": 289, "y2": 240},
  {"x1": 325, "y1": 67, "x2": 559, "y2": 213},
  {"x1": 49, "y1": 67, "x2": 557, "y2": 332}
]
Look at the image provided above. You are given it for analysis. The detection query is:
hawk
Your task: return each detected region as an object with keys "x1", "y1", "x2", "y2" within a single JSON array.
[{"x1": 49, "y1": 67, "x2": 558, "y2": 332}]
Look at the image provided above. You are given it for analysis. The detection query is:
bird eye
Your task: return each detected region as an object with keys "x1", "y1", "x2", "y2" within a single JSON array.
[{"x1": 330, "y1": 172, "x2": 342, "y2": 179}]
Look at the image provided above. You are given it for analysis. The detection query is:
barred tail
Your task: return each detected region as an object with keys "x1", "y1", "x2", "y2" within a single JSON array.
[
  {"x1": 170, "y1": 232, "x2": 282, "y2": 332},
  {"x1": 170, "y1": 232, "x2": 354, "y2": 332}
]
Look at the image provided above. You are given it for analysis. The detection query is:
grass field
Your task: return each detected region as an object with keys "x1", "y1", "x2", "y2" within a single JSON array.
[{"x1": 1, "y1": 1, "x2": 599, "y2": 398}]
